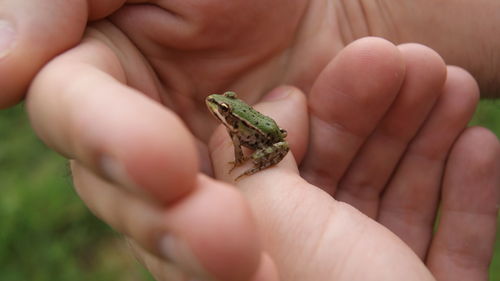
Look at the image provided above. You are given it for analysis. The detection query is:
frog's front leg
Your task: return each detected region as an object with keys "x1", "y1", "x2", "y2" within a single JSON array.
[
  {"x1": 235, "y1": 141, "x2": 289, "y2": 181},
  {"x1": 228, "y1": 131, "x2": 247, "y2": 173}
]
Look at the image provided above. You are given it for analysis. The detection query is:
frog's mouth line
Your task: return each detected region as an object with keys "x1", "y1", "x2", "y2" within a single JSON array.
[{"x1": 208, "y1": 107, "x2": 233, "y2": 130}]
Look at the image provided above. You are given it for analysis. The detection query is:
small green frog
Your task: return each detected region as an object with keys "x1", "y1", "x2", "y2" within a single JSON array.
[{"x1": 206, "y1": 91, "x2": 289, "y2": 180}]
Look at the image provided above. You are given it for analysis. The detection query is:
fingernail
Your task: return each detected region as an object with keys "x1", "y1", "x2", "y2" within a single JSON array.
[
  {"x1": 0, "y1": 20, "x2": 16, "y2": 59},
  {"x1": 263, "y1": 87, "x2": 293, "y2": 101},
  {"x1": 100, "y1": 155, "x2": 141, "y2": 194},
  {"x1": 160, "y1": 235, "x2": 213, "y2": 280}
]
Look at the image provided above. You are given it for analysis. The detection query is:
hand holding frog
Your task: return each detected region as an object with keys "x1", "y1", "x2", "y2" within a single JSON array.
[
  {"x1": 26, "y1": 33, "x2": 500, "y2": 280},
  {"x1": 1, "y1": 1, "x2": 499, "y2": 280}
]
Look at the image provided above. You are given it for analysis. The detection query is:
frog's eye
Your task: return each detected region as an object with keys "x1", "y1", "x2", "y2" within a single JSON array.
[
  {"x1": 220, "y1": 103, "x2": 230, "y2": 112},
  {"x1": 224, "y1": 91, "x2": 237, "y2": 99},
  {"x1": 280, "y1": 128, "x2": 288, "y2": 137}
]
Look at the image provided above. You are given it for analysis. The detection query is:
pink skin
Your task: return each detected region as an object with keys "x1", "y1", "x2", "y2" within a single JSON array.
[{"x1": 1, "y1": 1, "x2": 499, "y2": 280}]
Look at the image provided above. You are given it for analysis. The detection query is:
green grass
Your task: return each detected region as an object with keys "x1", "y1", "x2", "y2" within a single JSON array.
[
  {"x1": 471, "y1": 100, "x2": 500, "y2": 281},
  {"x1": 0, "y1": 100, "x2": 498, "y2": 280}
]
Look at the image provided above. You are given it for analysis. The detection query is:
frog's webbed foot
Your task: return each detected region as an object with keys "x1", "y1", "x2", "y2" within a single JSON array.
[
  {"x1": 228, "y1": 157, "x2": 248, "y2": 173},
  {"x1": 235, "y1": 142, "x2": 289, "y2": 181}
]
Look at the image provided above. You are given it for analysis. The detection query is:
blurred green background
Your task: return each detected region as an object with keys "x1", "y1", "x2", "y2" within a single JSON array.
[
  {"x1": 0, "y1": 101, "x2": 499, "y2": 280},
  {"x1": 0, "y1": 104, "x2": 153, "y2": 281}
]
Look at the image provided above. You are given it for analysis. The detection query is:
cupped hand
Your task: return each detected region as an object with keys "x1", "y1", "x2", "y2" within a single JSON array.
[
  {"x1": 295, "y1": 39, "x2": 500, "y2": 281},
  {"x1": 65, "y1": 60, "x2": 499, "y2": 281},
  {"x1": 6, "y1": 1, "x2": 498, "y2": 280},
  {"x1": 210, "y1": 84, "x2": 499, "y2": 281},
  {"x1": 1, "y1": 0, "x2": 313, "y2": 109},
  {"x1": 25, "y1": 28, "x2": 500, "y2": 281},
  {"x1": 5, "y1": 0, "x2": 499, "y2": 109}
]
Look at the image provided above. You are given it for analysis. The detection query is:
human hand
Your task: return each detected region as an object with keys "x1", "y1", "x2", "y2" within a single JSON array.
[
  {"x1": 202, "y1": 36, "x2": 500, "y2": 280},
  {"x1": 2, "y1": 0, "x2": 500, "y2": 110},
  {"x1": 25, "y1": 29, "x2": 499, "y2": 281},
  {"x1": 1, "y1": 0, "x2": 312, "y2": 109},
  {"x1": 109, "y1": 85, "x2": 440, "y2": 281},
  {"x1": 299, "y1": 38, "x2": 500, "y2": 281},
  {"x1": 66, "y1": 57, "x2": 499, "y2": 281},
  {"x1": 4, "y1": 1, "x2": 497, "y2": 279}
]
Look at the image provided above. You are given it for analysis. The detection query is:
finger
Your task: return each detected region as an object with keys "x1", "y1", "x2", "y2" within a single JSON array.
[
  {"x1": 251, "y1": 254, "x2": 281, "y2": 281},
  {"x1": 0, "y1": 0, "x2": 124, "y2": 107},
  {"x1": 378, "y1": 66, "x2": 480, "y2": 258},
  {"x1": 73, "y1": 163, "x2": 272, "y2": 281},
  {"x1": 427, "y1": 127, "x2": 500, "y2": 281},
  {"x1": 208, "y1": 87, "x2": 318, "y2": 280},
  {"x1": 207, "y1": 91, "x2": 435, "y2": 281},
  {"x1": 26, "y1": 37, "x2": 197, "y2": 203},
  {"x1": 301, "y1": 37, "x2": 406, "y2": 194},
  {"x1": 132, "y1": 241, "x2": 280, "y2": 281},
  {"x1": 128, "y1": 239, "x2": 187, "y2": 280},
  {"x1": 335, "y1": 44, "x2": 446, "y2": 218},
  {"x1": 209, "y1": 86, "x2": 308, "y2": 183}
]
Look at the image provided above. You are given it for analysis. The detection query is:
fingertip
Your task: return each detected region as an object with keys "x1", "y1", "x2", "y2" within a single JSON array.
[
  {"x1": 0, "y1": 17, "x2": 23, "y2": 108},
  {"x1": 440, "y1": 126, "x2": 500, "y2": 236},
  {"x1": 251, "y1": 253, "x2": 280, "y2": 281},
  {"x1": 0, "y1": 2, "x2": 88, "y2": 108},
  {"x1": 259, "y1": 86, "x2": 309, "y2": 162},
  {"x1": 309, "y1": 37, "x2": 406, "y2": 138},
  {"x1": 28, "y1": 57, "x2": 200, "y2": 203},
  {"x1": 62, "y1": 82, "x2": 201, "y2": 203},
  {"x1": 163, "y1": 175, "x2": 262, "y2": 281},
  {"x1": 261, "y1": 85, "x2": 300, "y2": 102},
  {"x1": 432, "y1": 66, "x2": 479, "y2": 131},
  {"x1": 116, "y1": 108, "x2": 200, "y2": 202},
  {"x1": 398, "y1": 43, "x2": 447, "y2": 91},
  {"x1": 429, "y1": 126, "x2": 499, "y2": 280},
  {"x1": 452, "y1": 126, "x2": 500, "y2": 157},
  {"x1": 343, "y1": 37, "x2": 406, "y2": 81},
  {"x1": 0, "y1": 1, "x2": 127, "y2": 108},
  {"x1": 445, "y1": 65, "x2": 480, "y2": 105},
  {"x1": 450, "y1": 127, "x2": 500, "y2": 189},
  {"x1": 72, "y1": 161, "x2": 262, "y2": 281}
]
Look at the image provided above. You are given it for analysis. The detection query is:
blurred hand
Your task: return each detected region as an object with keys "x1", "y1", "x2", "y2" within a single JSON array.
[
  {"x1": 3, "y1": 0, "x2": 500, "y2": 107},
  {"x1": 0, "y1": 1, "x2": 497, "y2": 280}
]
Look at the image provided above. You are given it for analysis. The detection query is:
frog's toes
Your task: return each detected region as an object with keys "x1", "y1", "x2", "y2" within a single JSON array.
[
  {"x1": 228, "y1": 162, "x2": 237, "y2": 173},
  {"x1": 228, "y1": 160, "x2": 245, "y2": 173},
  {"x1": 234, "y1": 173, "x2": 247, "y2": 181}
]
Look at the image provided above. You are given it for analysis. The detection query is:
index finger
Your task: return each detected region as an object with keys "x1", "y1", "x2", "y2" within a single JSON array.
[{"x1": 26, "y1": 33, "x2": 198, "y2": 203}]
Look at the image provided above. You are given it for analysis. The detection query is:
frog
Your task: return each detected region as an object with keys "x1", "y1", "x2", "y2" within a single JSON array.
[{"x1": 205, "y1": 91, "x2": 289, "y2": 180}]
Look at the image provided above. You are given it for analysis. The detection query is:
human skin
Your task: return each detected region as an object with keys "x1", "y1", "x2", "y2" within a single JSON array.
[
  {"x1": 27, "y1": 36, "x2": 500, "y2": 280},
  {"x1": 1, "y1": 0, "x2": 500, "y2": 106},
  {"x1": 0, "y1": 1, "x2": 499, "y2": 280}
]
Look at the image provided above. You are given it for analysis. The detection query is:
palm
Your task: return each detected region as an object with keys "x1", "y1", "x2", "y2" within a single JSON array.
[{"x1": 96, "y1": 0, "x2": 332, "y2": 141}]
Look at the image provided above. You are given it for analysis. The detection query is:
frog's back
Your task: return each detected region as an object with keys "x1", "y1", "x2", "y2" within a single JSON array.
[
  {"x1": 212, "y1": 92, "x2": 285, "y2": 143},
  {"x1": 231, "y1": 104, "x2": 283, "y2": 141}
]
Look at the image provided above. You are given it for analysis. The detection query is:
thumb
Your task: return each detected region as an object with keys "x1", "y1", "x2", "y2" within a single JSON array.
[{"x1": 0, "y1": 0, "x2": 124, "y2": 107}]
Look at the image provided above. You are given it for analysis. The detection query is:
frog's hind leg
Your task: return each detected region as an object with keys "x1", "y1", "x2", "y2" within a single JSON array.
[{"x1": 235, "y1": 142, "x2": 289, "y2": 181}]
